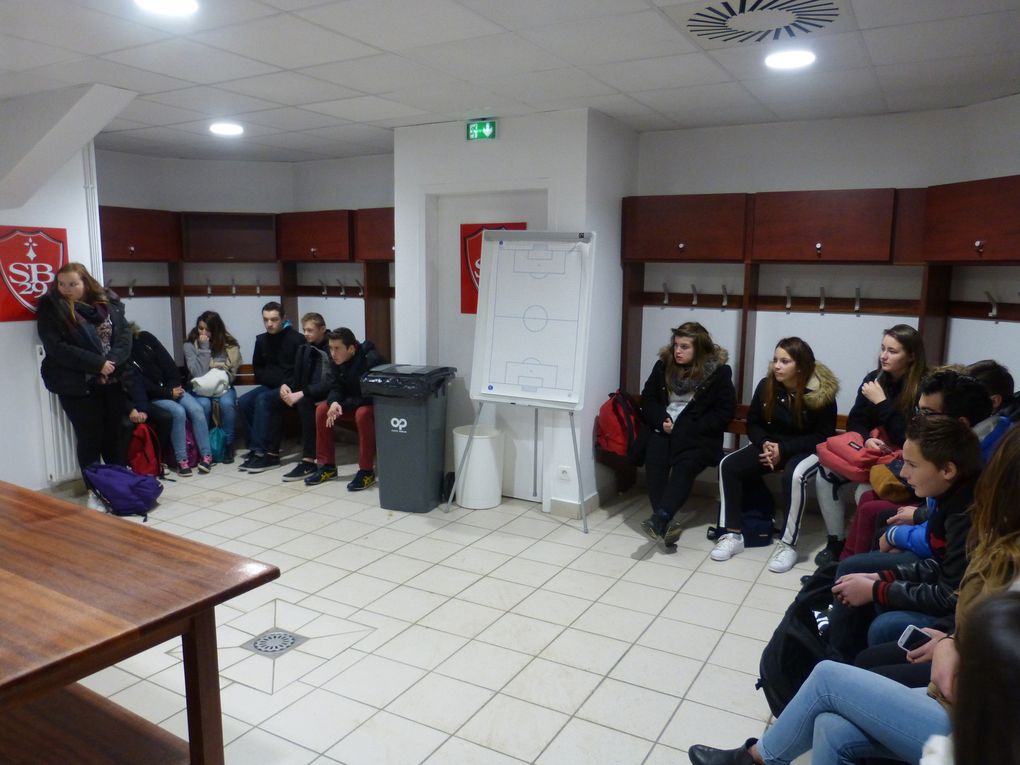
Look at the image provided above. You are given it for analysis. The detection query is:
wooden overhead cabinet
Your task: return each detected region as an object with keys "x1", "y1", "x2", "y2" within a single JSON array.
[
  {"x1": 621, "y1": 194, "x2": 748, "y2": 261},
  {"x1": 99, "y1": 206, "x2": 181, "y2": 262},
  {"x1": 182, "y1": 212, "x2": 276, "y2": 262},
  {"x1": 277, "y1": 210, "x2": 352, "y2": 262},
  {"x1": 924, "y1": 174, "x2": 1020, "y2": 262},
  {"x1": 751, "y1": 188, "x2": 895, "y2": 262},
  {"x1": 353, "y1": 207, "x2": 395, "y2": 262}
]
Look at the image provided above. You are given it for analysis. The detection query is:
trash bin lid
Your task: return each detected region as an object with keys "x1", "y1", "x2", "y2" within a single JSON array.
[{"x1": 361, "y1": 364, "x2": 457, "y2": 398}]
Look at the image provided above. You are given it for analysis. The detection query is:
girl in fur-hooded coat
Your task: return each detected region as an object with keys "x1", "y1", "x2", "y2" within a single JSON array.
[
  {"x1": 712, "y1": 337, "x2": 839, "y2": 572},
  {"x1": 639, "y1": 322, "x2": 736, "y2": 544}
]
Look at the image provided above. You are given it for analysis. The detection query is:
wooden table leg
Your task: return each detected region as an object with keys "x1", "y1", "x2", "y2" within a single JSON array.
[{"x1": 181, "y1": 608, "x2": 224, "y2": 765}]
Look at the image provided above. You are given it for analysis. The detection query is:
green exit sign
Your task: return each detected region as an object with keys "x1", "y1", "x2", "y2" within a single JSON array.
[{"x1": 466, "y1": 119, "x2": 497, "y2": 141}]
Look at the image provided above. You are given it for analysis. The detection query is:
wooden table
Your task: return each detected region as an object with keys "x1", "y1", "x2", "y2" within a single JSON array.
[{"x1": 0, "y1": 481, "x2": 280, "y2": 764}]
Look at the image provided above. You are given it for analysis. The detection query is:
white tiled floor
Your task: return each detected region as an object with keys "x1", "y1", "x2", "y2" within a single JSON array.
[{"x1": 62, "y1": 454, "x2": 830, "y2": 764}]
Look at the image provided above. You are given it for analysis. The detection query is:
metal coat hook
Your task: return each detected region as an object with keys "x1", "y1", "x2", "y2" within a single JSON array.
[
  {"x1": 985, "y1": 291, "x2": 998, "y2": 320},
  {"x1": 319, "y1": 278, "x2": 328, "y2": 296},
  {"x1": 255, "y1": 278, "x2": 261, "y2": 297},
  {"x1": 818, "y1": 287, "x2": 826, "y2": 314},
  {"x1": 230, "y1": 277, "x2": 237, "y2": 296},
  {"x1": 721, "y1": 285, "x2": 728, "y2": 309},
  {"x1": 205, "y1": 278, "x2": 212, "y2": 296},
  {"x1": 662, "y1": 282, "x2": 669, "y2": 306},
  {"x1": 690, "y1": 284, "x2": 698, "y2": 307},
  {"x1": 127, "y1": 279, "x2": 136, "y2": 297},
  {"x1": 336, "y1": 279, "x2": 346, "y2": 297},
  {"x1": 785, "y1": 286, "x2": 792, "y2": 312},
  {"x1": 355, "y1": 279, "x2": 364, "y2": 297},
  {"x1": 854, "y1": 287, "x2": 861, "y2": 315}
]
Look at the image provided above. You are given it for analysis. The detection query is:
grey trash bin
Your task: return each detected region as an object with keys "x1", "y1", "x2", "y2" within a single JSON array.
[{"x1": 361, "y1": 364, "x2": 456, "y2": 513}]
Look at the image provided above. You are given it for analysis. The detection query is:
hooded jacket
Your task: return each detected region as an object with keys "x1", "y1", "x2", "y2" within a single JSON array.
[
  {"x1": 128, "y1": 330, "x2": 182, "y2": 401},
  {"x1": 326, "y1": 340, "x2": 386, "y2": 411},
  {"x1": 746, "y1": 362, "x2": 839, "y2": 458},
  {"x1": 640, "y1": 345, "x2": 736, "y2": 467},
  {"x1": 37, "y1": 288, "x2": 131, "y2": 396}
]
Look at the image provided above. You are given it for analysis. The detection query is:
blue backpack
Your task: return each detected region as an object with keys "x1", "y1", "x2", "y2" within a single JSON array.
[{"x1": 83, "y1": 463, "x2": 162, "y2": 521}]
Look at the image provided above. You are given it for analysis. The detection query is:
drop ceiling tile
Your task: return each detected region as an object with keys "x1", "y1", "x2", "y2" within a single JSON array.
[
  {"x1": 403, "y1": 33, "x2": 569, "y2": 80},
  {"x1": 248, "y1": 131, "x2": 362, "y2": 155},
  {"x1": 103, "y1": 117, "x2": 151, "y2": 132},
  {"x1": 878, "y1": 54, "x2": 1020, "y2": 111},
  {"x1": 520, "y1": 10, "x2": 699, "y2": 65},
  {"x1": 767, "y1": 92, "x2": 888, "y2": 120},
  {"x1": 194, "y1": 14, "x2": 379, "y2": 70},
  {"x1": 236, "y1": 107, "x2": 345, "y2": 131},
  {"x1": 742, "y1": 66, "x2": 883, "y2": 105},
  {"x1": 115, "y1": 97, "x2": 207, "y2": 126},
  {"x1": 1, "y1": 0, "x2": 169, "y2": 56},
  {"x1": 299, "y1": 55, "x2": 459, "y2": 95},
  {"x1": 622, "y1": 112, "x2": 683, "y2": 131},
  {"x1": 147, "y1": 86, "x2": 279, "y2": 116},
  {"x1": 304, "y1": 95, "x2": 428, "y2": 122},
  {"x1": 583, "y1": 52, "x2": 732, "y2": 92},
  {"x1": 0, "y1": 71, "x2": 68, "y2": 100},
  {"x1": 480, "y1": 68, "x2": 617, "y2": 105},
  {"x1": 104, "y1": 39, "x2": 278, "y2": 84},
  {"x1": 106, "y1": 125, "x2": 210, "y2": 147},
  {"x1": 669, "y1": 102, "x2": 777, "y2": 128},
  {"x1": 707, "y1": 31, "x2": 872, "y2": 80},
  {"x1": 851, "y1": 0, "x2": 1020, "y2": 29},
  {"x1": 257, "y1": 0, "x2": 328, "y2": 9},
  {"x1": 534, "y1": 92, "x2": 664, "y2": 121},
  {"x1": 374, "y1": 113, "x2": 447, "y2": 128},
  {"x1": 218, "y1": 72, "x2": 362, "y2": 106},
  {"x1": 382, "y1": 81, "x2": 522, "y2": 114},
  {"x1": 456, "y1": 0, "x2": 649, "y2": 30},
  {"x1": 630, "y1": 80, "x2": 762, "y2": 113},
  {"x1": 862, "y1": 10, "x2": 1020, "y2": 65},
  {"x1": 0, "y1": 34, "x2": 82, "y2": 71},
  {"x1": 304, "y1": 124, "x2": 396, "y2": 149},
  {"x1": 72, "y1": 0, "x2": 278, "y2": 33},
  {"x1": 169, "y1": 119, "x2": 283, "y2": 139},
  {"x1": 94, "y1": 132, "x2": 186, "y2": 156},
  {"x1": 297, "y1": 0, "x2": 504, "y2": 51},
  {"x1": 26, "y1": 57, "x2": 192, "y2": 94}
]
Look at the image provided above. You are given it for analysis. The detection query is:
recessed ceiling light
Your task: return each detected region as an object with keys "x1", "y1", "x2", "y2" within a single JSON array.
[
  {"x1": 764, "y1": 50, "x2": 816, "y2": 70},
  {"x1": 134, "y1": 0, "x2": 198, "y2": 17},
  {"x1": 209, "y1": 122, "x2": 243, "y2": 137}
]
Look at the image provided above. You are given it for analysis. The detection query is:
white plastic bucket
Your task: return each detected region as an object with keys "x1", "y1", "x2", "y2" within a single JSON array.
[{"x1": 452, "y1": 425, "x2": 504, "y2": 509}]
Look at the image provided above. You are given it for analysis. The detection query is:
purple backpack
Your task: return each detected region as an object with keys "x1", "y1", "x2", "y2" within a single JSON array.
[
  {"x1": 83, "y1": 463, "x2": 163, "y2": 521},
  {"x1": 184, "y1": 419, "x2": 200, "y2": 467}
]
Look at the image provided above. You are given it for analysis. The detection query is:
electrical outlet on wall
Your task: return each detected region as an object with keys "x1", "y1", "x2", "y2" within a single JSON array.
[{"x1": 558, "y1": 466, "x2": 570, "y2": 481}]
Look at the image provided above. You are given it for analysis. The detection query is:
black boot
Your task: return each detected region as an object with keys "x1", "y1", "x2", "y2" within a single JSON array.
[
  {"x1": 688, "y1": 738, "x2": 757, "y2": 765},
  {"x1": 222, "y1": 442, "x2": 235, "y2": 465},
  {"x1": 814, "y1": 534, "x2": 845, "y2": 566}
]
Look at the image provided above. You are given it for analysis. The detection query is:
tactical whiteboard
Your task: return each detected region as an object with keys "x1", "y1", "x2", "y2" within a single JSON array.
[{"x1": 470, "y1": 230, "x2": 595, "y2": 411}]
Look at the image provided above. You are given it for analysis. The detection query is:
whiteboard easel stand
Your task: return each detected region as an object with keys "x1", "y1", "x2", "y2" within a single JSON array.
[{"x1": 444, "y1": 402, "x2": 589, "y2": 534}]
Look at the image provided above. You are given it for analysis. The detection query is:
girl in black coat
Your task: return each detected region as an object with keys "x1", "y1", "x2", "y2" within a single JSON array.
[
  {"x1": 639, "y1": 322, "x2": 736, "y2": 545},
  {"x1": 37, "y1": 262, "x2": 131, "y2": 472},
  {"x1": 712, "y1": 337, "x2": 838, "y2": 571}
]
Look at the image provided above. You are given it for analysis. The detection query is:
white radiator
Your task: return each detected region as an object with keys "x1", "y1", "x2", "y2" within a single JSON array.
[{"x1": 36, "y1": 345, "x2": 79, "y2": 483}]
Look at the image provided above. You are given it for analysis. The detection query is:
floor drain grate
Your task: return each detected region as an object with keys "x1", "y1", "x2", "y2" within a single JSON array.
[{"x1": 241, "y1": 629, "x2": 308, "y2": 658}]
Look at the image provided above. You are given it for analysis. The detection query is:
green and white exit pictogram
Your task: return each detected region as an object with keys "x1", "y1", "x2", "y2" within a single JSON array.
[{"x1": 466, "y1": 119, "x2": 497, "y2": 140}]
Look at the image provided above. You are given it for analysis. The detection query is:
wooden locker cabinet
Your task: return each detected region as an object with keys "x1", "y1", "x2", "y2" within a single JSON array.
[
  {"x1": 182, "y1": 212, "x2": 276, "y2": 262},
  {"x1": 277, "y1": 210, "x2": 352, "y2": 262},
  {"x1": 353, "y1": 207, "x2": 395, "y2": 262},
  {"x1": 99, "y1": 206, "x2": 181, "y2": 262},
  {"x1": 751, "y1": 188, "x2": 895, "y2": 262},
  {"x1": 924, "y1": 174, "x2": 1020, "y2": 262},
  {"x1": 621, "y1": 194, "x2": 748, "y2": 261}
]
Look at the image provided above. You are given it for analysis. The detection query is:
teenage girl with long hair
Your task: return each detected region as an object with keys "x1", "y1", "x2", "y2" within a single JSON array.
[{"x1": 183, "y1": 310, "x2": 242, "y2": 463}]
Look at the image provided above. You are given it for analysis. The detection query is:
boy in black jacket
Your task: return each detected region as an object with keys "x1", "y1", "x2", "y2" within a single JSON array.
[
  {"x1": 305, "y1": 328, "x2": 386, "y2": 490},
  {"x1": 238, "y1": 302, "x2": 303, "y2": 473},
  {"x1": 280, "y1": 312, "x2": 334, "y2": 481}
]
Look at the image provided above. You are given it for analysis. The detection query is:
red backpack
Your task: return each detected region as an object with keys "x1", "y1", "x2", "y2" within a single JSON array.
[
  {"x1": 596, "y1": 390, "x2": 647, "y2": 465},
  {"x1": 127, "y1": 423, "x2": 164, "y2": 478}
]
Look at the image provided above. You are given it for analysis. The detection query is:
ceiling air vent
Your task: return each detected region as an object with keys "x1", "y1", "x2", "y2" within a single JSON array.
[{"x1": 687, "y1": 0, "x2": 840, "y2": 43}]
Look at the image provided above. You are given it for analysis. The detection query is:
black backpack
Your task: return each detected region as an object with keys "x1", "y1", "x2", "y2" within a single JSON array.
[{"x1": 756, "y1": 562, "x2": 842, "y2": 717}]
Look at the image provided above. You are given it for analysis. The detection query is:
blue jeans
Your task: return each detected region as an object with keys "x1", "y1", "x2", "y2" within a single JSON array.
[
  {"x1": 868, "y1": 610, "x2": 941, "y2": 647},
  {"x1": 151, "y1": 393, "x2": 211, "y2": 463},
  {"x1": 758, "y1": 661, "x2": 949, "y2": 765},
  {"x1": 194, "y1": 387, "x2": 236, "y2": 445},
  {"x1": 238, "y1": 385, "x2": 281, "y2": 454}
]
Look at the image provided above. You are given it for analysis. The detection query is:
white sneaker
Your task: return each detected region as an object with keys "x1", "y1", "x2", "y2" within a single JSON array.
[
  {"x1": 768, "y1": 541, "x2": 798, "y2": 573},
  {"x1": 85, "y1": 493, "x2": 107, "y2": 513},
  {"x1": 710, "y1": 533, "x2": 744, "y2": 561}
]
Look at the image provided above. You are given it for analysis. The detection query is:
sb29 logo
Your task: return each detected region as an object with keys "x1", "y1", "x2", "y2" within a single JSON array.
[
  {"x1": 0, "y1": 228, "x2": 67, "y2": 317},
  {"x1": 390, "y1": 417, "x2": 408, "y2": 433}
]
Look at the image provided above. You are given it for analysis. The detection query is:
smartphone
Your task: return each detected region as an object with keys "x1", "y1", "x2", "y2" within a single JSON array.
[{"x1": 897, "y1": 624, "x2": 932, "y2": 651}]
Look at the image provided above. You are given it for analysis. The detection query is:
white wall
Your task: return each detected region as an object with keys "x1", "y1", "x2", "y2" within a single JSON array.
[
  {"x1": 1, "y1": 149, "x2": 100, "y2": 490},
  {"x1": 292, "y1": 155, "x2": 394, "y2": 211}
]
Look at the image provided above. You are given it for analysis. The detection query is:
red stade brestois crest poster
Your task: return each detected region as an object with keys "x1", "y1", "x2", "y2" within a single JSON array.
[
  {"x1": 460, "y1": 222, "x2": 526, "y2": 314},
  {"x1": 0, "y1": 227, "x2": 67, "y2": 322}
]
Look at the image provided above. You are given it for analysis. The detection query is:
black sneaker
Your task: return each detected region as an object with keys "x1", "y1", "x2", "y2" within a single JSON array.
[
  {"x1": 640, "y1": 517, "x2": 662, "y2": 542},
  {"x1": 197, "y1": 456, "x2": 213, "y2": 474},
  {"x1": 662, "y1": 519, "x2": 683, "y2": 547},
  {"x1": 814, "y1": 535, "x2": 845, "y2": 566},
  {"x1": 245, "y1": 454, "x2": 281, "y2": 474},
  {"x1": 347, "y1": 469, "x2": 376, "y2": 492},
  {"x1": 237, "y1": 451, "x2": 257, "y2": 471},
  {"x1": 304, "y1": 464, "x2": 338, "y2": 486},
  {"x1": 222, "y1": 443, "x2": 235, "y2": 465},
  {"x1": 282, "y1": 461, "x2": 317, "y2": 482}
]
